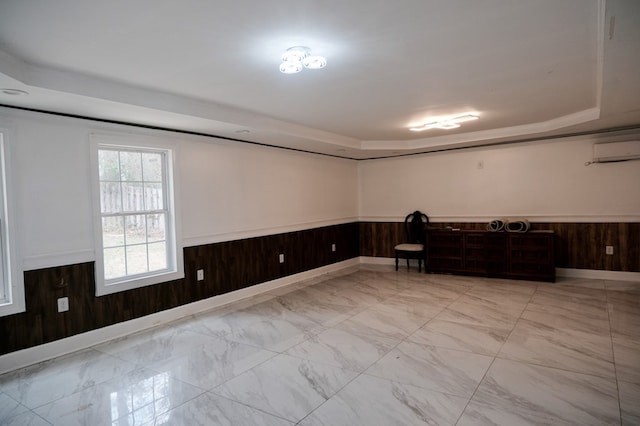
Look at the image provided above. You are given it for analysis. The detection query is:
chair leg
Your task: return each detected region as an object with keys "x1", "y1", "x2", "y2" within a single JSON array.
[
  {"x1": 406, "y1": 258, "x2": 410, "y2": 270},
  {"x1": 418, "y1": 259, "x2": 422, "y2": 273},
  {"x1": 395, "y1": 256, "x2": 399, "y2": 271}
]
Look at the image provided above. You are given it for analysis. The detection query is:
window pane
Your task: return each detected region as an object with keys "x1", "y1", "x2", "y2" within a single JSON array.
[
  {"x1": 125, "y1": 215, "x2": 146, "y2": 245},
  {"x1": 147, "y1": 214, "x2": 165, "y2": 242},
  {"x1": 144, "y1": 183, "x2": 164, "y2": 211},
  {"x1": 100, "y1": 182, "x2": 122, "y2": 213},
  {"x1": 94, "y1": 142, "x2": 177, "y2": 294},
  {"x1": 142, "y1": 152, "x2": 163, "y2": 182},
  {"x1": 122, "y1": 182, "x2": 145, "y2": 212},
  {"x1": 148, "y1": 242, "x2": 167, "y2": 272},
  {"x1": 104, "y1": 247, "x2": 126, "y2": 280},
  {"x1": 102, "y1": 216, "x2": 124, "y2": 248},
  {"x1": 126, "y1": 245, "x2": 148, "y2": 275},
  {"x1": 99, "y1": 150, "x2": 120, "y2": 181},
  {"x1": 119, "y1": 151, "x2": 143, "y2": 182}
]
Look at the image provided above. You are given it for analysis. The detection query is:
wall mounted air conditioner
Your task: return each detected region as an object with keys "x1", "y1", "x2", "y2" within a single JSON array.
[{"x1": 592, "y1": 140, "x2": 640, "y2": 163}]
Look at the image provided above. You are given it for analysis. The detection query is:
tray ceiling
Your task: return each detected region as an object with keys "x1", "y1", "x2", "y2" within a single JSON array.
[{"x1": 1, "y1": 0, "x2": 639, "y2": 158}]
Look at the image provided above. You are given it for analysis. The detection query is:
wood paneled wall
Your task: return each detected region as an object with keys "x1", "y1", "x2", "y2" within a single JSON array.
[
  {"x1": 0, "y1": 223, "x2": 358, "y2": 356},
  {"x1": 536, "y1": 222, "x2": 640, "y2": 272},
  {"x1": 3, "y1": 220, "x2": 638, "y2": 356},
  {"x1": 360, "y1": 221, "x2": 640, "y2": 272}
]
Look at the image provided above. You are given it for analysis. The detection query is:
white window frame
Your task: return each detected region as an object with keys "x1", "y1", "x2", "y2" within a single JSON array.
[
  {"x1": 90, "y1": 133, "x2": 183, "y2": 296},
  {"x1": 0, "y1": 127, "x2": 25, "y2": 317}
]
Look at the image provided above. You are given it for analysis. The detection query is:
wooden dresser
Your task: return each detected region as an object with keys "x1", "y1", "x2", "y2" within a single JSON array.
[{"x1": 426, "y1": 229, "x2": 555, "y2": 282}]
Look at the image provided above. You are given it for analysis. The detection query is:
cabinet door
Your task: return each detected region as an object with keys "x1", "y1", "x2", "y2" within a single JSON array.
[
  {"x1": 463, "y1": 233, "x2": 507, "y2": 275},
  {"x1": 427, "y1": 232, "x2": 463, "y2": 271},
  {"x1": 508, "y1": 233, "x2": 554, "y2": 281},
  {"x1": 463, "y1": 232, "x2": 487, "y2": 273},
  {"x1": 485, "y1": 233, "x2": 508, "y2": 276}
]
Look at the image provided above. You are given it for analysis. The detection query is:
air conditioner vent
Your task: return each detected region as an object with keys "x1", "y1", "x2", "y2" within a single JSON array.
[{"x1": 592, "y1": 141, "x2": 640, "y2": 163}]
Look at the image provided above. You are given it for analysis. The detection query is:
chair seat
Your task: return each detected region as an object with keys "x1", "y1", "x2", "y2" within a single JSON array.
[{"x1": 394, "y1": 243, "x2": 424, "y2": 252}]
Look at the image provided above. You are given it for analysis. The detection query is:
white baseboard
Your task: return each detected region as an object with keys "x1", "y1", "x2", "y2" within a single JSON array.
[
  {"x1": 3, "y1": 258, "x2": 637, "y2": 375},
  {"x1": 556, "y1": 267, "x2": 640, "y2": 282},
  {"x1": 359, "y1": 256, "x2": 426, "y2": 268},
  {"x1": 360, "y1": 257, "x2": 640, "y2": 282},
  {"x1": 359, "y1": 256, "x2": 395, "y2": 265},
  {"x1": 0, "y1": 258, "x2": 359, "y2": 375}
]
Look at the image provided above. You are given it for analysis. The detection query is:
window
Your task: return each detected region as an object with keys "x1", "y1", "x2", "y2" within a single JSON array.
[
  {"x1": 91, "y1": 135, "x2": 183, "y2": 296},
  {"x1": 0, "y1": 129, "x2": 24, "y2": 317}
]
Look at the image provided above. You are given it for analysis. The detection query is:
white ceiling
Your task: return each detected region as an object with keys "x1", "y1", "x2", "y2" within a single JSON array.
[{"x1": 0, "y1": 0, "x2": 639, "y2": 159}]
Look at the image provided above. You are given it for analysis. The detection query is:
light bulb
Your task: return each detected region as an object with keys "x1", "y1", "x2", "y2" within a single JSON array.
[
  {"x1": 450, "y1": 114, "x2": 479, "y2": 124},
  {"x1": 280, "y1": 61, "x2": 303, "y2": 74},
  {"x1": 303, "y1": 55, "x2": 327, "y2": 69},
  {"x1": 281, "y1": 47, "x2": 309, "y2": 63},
  {"x1": 435, "y1": 122, "x2": 461, "y2": 130}
]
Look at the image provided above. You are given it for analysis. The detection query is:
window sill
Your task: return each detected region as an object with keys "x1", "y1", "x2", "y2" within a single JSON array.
[{"x1": 95, "y1": 269, "x2": 185, "y2": 297}]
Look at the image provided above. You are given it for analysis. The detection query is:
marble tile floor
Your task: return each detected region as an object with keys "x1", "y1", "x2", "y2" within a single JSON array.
[{"x1": 1, "y1": 265, "x2": 639, "y2": 425}]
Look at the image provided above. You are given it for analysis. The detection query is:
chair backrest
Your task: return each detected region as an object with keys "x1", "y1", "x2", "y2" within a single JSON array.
[{"x1": 405, "y1": 210, "x2": 430, "y2": 244}]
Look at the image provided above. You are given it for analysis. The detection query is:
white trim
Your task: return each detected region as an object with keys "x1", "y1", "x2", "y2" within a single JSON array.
[
  {"x1": 556, "y1": 268, "x2": 640, "y2": 282},
  {"x1": 360, "y1": 215, "x2": 640, "y2": 223},
  {"x1": 22, "y1": 249, "x2": 95, "y2": 271},
  {"x1": 20, "y1": 218, "x2": 360, "y2": 271},
  {"x1": 360, "y1": 256, "x2": 426, "y2": 270},
  {"x1": 359, "y1": 256, "x2": 395, "y2": 265},
  {"x1": 0, "y1": 126, "x2": 25, "y2": 317},
  {"x1": 19, "y1": 212, "x2": 639, "y2": 271},
  {"x1": 0, "y1": 258, "x2": 359, "y2": 375},
  {"x1": 2, "y1": 258, "x2": 638, "y2": 374},
  {"x1": 361, "y1": 108, "x2": 601, "y2": 150},
  {"x1": 182, "y1": 217, "x2": 359, "y2": 247},
  {"x1": 359, "y1": 257, "x2": 640, "y2": 282},
  {"x1": 90, "y1": 134, "x2": 185, "y2": 297}
]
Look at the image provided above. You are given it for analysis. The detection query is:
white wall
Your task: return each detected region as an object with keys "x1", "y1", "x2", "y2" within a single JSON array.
[
  {"x1": 180, "y1": 137, "x2": 358, "y2": 246},
  {"x1": 4, "y1": 106, "x2": 639, "y2": 272},
  {"x1": 0, "y1": 108, "x2": 359, "y2": 270},
  {"x1": 359, "y1": 136, "x2": 640, "y2": 222}
]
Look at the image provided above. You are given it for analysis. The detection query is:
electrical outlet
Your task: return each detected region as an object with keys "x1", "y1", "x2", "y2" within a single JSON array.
[
  {"x1": 279, "y1": 253, "x2": 285, "y2": 263},
  {"x1": 197, "y1": 269, "x2": 204, "y2": 281},
  {"x1": 331, "y1": 243, "x2": 336, "y2": 252},
  {"x1": 606, "y1": 246, "x2": 614, "y2": 255},
  {"x1": 57, "y1": 297, "x2": 69, "y2": 313}
]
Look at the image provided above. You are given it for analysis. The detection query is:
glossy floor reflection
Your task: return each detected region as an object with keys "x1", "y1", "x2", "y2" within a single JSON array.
[{"x1": 1, "y1": 265, "x2": 638, "y2": 425}]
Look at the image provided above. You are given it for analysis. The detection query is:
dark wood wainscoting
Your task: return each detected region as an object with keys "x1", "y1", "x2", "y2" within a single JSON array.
[
  {"x1": 536, "y1": 222, "x2": 640, "y2": 272},
  {"x1": 3, "y1": 220, "x2": 637, "y2": 356},
  {"x1": 360, "y1": 221, "x2": 640, "y2": 272},
  {"x1": 0, "y1": 223, "x2": 358, "y2": 356}
]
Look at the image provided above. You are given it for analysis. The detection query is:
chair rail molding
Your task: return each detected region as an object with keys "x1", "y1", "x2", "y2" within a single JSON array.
[
  {"x1": 359, "y1": 214, "x2": 640, "y2": 223},
  {"x1": 182, "y1": 217, "x2": 359, "y2": 247}
]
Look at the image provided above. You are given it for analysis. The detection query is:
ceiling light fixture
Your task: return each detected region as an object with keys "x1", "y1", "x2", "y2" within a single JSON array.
[
  {"x1": 280, "y1": 46, "x2": 326, "y2": 74},
  {"x1": 410, "y1": 113, "x2": 479, "y2": 132}
]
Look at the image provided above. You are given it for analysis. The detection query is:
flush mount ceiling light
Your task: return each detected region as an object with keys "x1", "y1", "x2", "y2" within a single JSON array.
[
  {"x1": 279, "y1": 46, "x2": 327, "y2": 74},
  {"x1": 410, "y1": 113, "x2": 479, "y2": 132}
]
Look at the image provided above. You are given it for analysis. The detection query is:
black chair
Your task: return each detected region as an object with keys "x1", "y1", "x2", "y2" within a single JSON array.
[{"x1": 394, "y1": 210, "x2": 429, "y2": 272}]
